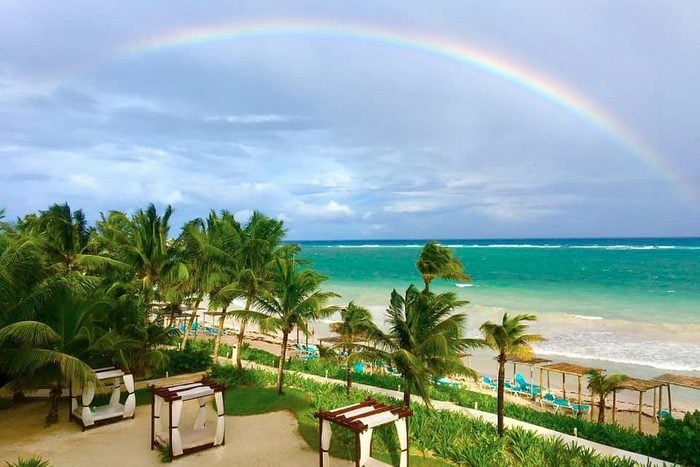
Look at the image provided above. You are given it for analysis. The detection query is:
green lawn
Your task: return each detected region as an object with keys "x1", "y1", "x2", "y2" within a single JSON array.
[{"x1": 224, "y1": 386, "x2": 452, "y2": 467}]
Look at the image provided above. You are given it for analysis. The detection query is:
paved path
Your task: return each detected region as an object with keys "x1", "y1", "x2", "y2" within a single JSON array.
[{"x1": 236, "y1": 359, "x2": 668, "y2": 466}]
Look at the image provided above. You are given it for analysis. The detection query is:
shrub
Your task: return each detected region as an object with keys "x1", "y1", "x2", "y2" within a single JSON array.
[
  {"x1": 656, "y1": 410, "x2": 700, "y2": 466},
  {"x1": 164, "y1": 340, "x2": 212, "y2": 375},
  {"x1": 4, "y1": 456, "x2": 51, "y2": 467}
]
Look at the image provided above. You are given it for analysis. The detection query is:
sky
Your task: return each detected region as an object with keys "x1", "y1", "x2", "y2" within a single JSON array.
[{"x1": 1, "y1": 1, "x2": 699, "y2": 240}]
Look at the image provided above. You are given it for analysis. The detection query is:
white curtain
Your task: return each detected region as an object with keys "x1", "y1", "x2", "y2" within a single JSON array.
[
  {"x1": 320, "y1": 419, "x2": 332, "y2": 466},
  {"x1": 81, "y1": 382, "x2": 96, "y2": 426},
  {"x1": 123, "y1": 374, "x2": 135, "y2": 418},
  {"x1": 109, "y1": 379, "x2": 121, "y2": 406},
  {"x1": 154, "y1": 394, "x2": 163, "y2": 435},
  {"x1": 71, "y1": 381, "x2": 78, "y2": 414},
  {"x1": 171, "y1": 399, "x2": 184, "y2": 456},
  {"x1": 394, "y1": 418, "x2": 409, "y2": 467},
  {"x1": 193, "y1": 396, "x2": 210, "y2": 430},
  {"x1": 358, "y1": 428, "x2": 374, "y2": 466},
  {"x1": 214, "y1": 391, "x2": 225, "y2": 446}
]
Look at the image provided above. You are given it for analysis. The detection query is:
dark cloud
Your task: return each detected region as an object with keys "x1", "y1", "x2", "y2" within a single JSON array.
[{"x1": 1, "y1": 1, "x2": 699, "y2": 238}]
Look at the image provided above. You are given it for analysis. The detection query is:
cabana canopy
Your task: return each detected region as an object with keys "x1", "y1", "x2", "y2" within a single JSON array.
[
  {"x1": 315, "y1": 398, "x2": 412, "y2": 467},
  {"x1": 151, "y1": 379, "x2": 226, "y2": 459},
  {"x1": 70, "y1": 366, "x2": 136, "y2": 430},
  {"x1": 539, "y1": 362, "x2": 601, "y2": 415},
  {"x1": 652, "y1": 373, "x2": 700, "y2": 418},
  {"x1": 614, "y1": 377, "x2": 667, "y2": 431}
]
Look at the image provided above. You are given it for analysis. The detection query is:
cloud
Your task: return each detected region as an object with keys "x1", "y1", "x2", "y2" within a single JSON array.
[{"x1": 204, "y1": 114, "x2": 298, "y2": 124}]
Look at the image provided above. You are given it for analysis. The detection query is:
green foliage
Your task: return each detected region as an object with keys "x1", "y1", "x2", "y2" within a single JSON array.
[
  {"x1": 211, "y1": 364, "x2": 640, "y2": 467},
  {"x1": 4, "y1": 456, "x2": 51, "y2": 467},
  {"x1": 656, "y1": 410, "x2": 700, "y2": 466},
  {"x1": 164, "y1": 340, "x2": 212, "y2": 375}
]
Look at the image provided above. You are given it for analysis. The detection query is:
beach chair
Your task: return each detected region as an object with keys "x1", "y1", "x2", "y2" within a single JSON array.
[
  {"x1": 657, "y1": 409, "x2": 672, "y2": 420},
  {"x1": 353, "y1": 361, "x2": 365, "y2": 374},
  {"x1": 481, "y1": 376, "x2": 498, "y2": 391},
  {"x1": 552, "y1": 397, "x2": 572, "y2": 414},
  {"x1": 569, "y1": 403, "x2": 590, "y2": 416},
  {"x1": 540, "y1": 392, "x2": 556, "y2": 408},
  {"x1": 436, "y1": 377, "x2": 462, "y2": 387},
  {"x1": 385, "y1": 366, "x2": 402, "y2": 378}
]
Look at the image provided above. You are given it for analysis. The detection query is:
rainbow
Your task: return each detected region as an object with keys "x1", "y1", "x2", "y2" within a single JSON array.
[{"x1": 59, "y1": 18, "x2": 696, "y2": 201}]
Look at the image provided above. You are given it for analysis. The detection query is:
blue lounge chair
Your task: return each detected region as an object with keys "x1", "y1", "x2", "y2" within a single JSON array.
[
  {"x1": 540, "y1": 392, "x2": 556, "y2": 408},
  {"x1": 657, "y1": 409, "x2": 671, "y2": 420},
  {"x1": 481, "y1": 376, "x2": 498, "y2": 390},
  {"x1": 569, "y1": 403, "x2": 590, "y2": 416},
  {"x1": 552, "y1": 397, "x2": 572, "y2": 414},
  {"x1": 437, "y1": 377, "x2": 462, "y2": 387},
  {"x1": 353, "y1": 361, "x2": 365, "y2": 374}
]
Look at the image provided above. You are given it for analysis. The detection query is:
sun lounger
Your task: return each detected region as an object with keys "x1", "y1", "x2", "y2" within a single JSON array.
[
  {"x1": 436, "y1": 377, "x2": 462, "y2": 387},
  {"x1": 481, "y1": 376, "x2": 498, "y2": 390},
  {"x1": 569, "y1": 403, "x2": 590, "y2": 415},
  {"x1": 657, "y1": 409, "x2": 672, "y2": 420},
  {"x1": 540, "y1": 392, "x2": 556, "y2": 408},
  {"x1": 552, "y1": 397, "x2": 572, "y2": 414}
]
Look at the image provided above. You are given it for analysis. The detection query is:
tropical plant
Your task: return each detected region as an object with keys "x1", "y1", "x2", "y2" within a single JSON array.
[
  {"x1": 249, "y1": 258, "x2": 338, "y2": 394},
  {"x1": 656, "y1": 410, "x2": 700, "y2": 466},
  {"x1": 329, "y1": 301, "x2": 377, "y2": 395},
  {"x1": 480, "y1": 312, "x2": 543, "y2": 436},
  {"x1": 585, "y1": 370, "x2": 629, "y2": 424},
  {"x1": 416, "y1": 241, "x2": 470, "y2": 292},
  {"x1": 363, "y1": 285, "x2": 479, "y2": 406},
  {"x1": 4, "y1": 455, "x2": 52, "y2": 467}
]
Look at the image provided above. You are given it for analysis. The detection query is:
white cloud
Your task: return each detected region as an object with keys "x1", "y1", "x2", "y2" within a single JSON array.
[
  {"x1": 204, "y1": 114, "x2": 296, "y2": 124},
  {"x1": 289, "y1": 200, "x2": 354, "y2": 220}
]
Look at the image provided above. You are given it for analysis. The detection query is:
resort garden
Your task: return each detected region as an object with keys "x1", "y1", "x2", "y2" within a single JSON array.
[{"x1": 1, "y1": 203, "x2": 698, "y2": 466}]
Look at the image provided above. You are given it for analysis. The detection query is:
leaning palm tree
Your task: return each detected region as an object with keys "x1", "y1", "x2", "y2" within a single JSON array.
[
  {"x1": 364, "y1": 285, "x2": 480, "y2": 406},
  {"x1": 249, "y1": 258, "x2": 338, "y2": 395},
  {"x1": 329, "y1": 301, "x2": 377, "y2": 395},
  {"x1": 480, "y1": 313, "x2": 543, "y2": 436},
  {"x1": 417, "y1": 241, "x2": 470, "y2": 292},
  {"x1": 586, "y1": 370, "x2": 629, "y2": 424}
]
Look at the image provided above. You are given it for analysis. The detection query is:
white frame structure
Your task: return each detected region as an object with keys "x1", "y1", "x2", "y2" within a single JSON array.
[
  {"x1": 315, "y1": 398, "x2": 412, "y2": 467},
  {"x1": 70, "y1": 366, "x2": 136, "y2": 430},
  {"x1": 150, "y1": 379, "x2": 226, "y2": 459}
]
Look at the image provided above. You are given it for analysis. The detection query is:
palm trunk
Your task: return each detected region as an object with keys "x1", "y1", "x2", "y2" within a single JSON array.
[
  {"x1": 46, "y1": 382, "x2": 62, "y2": 425},
  {"x1": 497, "y1": 355, "x2": 506, "y2": 437},
  {"x1": 277, "y1": 331, "x2": 289, "y2": 395},
  {"x1": 212, "y1": 306, "x2": 227, "y2": 358},
  {"x1": 598, "y1": 394, "x2": 606, "y2": 423},
  {"x1": 403, "y1": 376, "x2": 411, "y2": 406},
  {"x1": 181, "y1": 299, "x2": 200, "y2": 347},
  {"x1": 346, "y1": 350, "x2": 353, "y2": 396},
  {"x1": 423, "y1": 278, "x2": 430, "y2": 293},
  {"x1": 236, "y1": 298, "x2": 252, "y2": 372}
]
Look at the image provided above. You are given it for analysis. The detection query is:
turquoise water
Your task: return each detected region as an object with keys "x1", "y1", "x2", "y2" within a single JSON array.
[{"x1": 297, "y1": 238, "x2": 700, "y2": 372}]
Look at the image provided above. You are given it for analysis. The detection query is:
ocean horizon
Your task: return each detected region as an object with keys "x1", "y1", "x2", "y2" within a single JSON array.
[{"x1": 295, "y1": 237, "x2": 700, "y2": 379}]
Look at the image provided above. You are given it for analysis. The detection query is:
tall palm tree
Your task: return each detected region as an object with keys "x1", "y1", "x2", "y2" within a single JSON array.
[
  {"x1": 416, "y1": 241, "x2": 470, "y2": 292},
  {"x1": 249, "y1": 258, "x2": 338, "y2": 395},
  {"x1": 178, "y1": 214, "x2": 230, "y2": 346},
  {"x1": 364, "y1": 285, "x2": 479, "y2": 406},
  {"x1": 329, "y1": 301, "x2": 377, "y2": 395},
  {"x1": 480, "y1": 313, "x2": 543, "y2": 436},
  {"x1": 586, "y1": 370, "x2": 629, "y2": 424}
]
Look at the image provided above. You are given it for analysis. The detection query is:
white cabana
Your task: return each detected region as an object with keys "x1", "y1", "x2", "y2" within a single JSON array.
[
  {"x1": 315, "y1": 398, "x2": 412, "y2": 467},
  {"x1": 70, "y1": 366, "x2": 136, "y2": 430},
  {"x1": 151, "y1": 379, "x2": 226, "y2": 459}
]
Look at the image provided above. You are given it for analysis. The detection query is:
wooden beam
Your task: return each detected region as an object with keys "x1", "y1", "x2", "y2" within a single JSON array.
[
  {"x1": 652, "y1": 387, "x2": 657, "y2": 424},
  {"x1": 612, "y1": 390, "x2": 617, "y2": 422},
  {"x1": 637, "y1": 391, "x2": 643, "y2": 432},
  {"x1": 577, "y1": 376, "x2": 582, "y2": 407},
  {"x1": 667, "y1": 383, "x2": 673, "y2": 415},
  {"x1": 562, "y1": 373, "x2": 566, "y2": 399}
]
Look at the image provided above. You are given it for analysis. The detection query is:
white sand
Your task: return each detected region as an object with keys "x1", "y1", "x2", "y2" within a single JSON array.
[{"x1": 0, "y1": 400, "x2": 353, "y2": 466}]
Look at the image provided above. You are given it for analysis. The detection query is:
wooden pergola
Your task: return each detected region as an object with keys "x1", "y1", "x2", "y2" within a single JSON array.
[
  {"x1": 315, "y1": 398, "x2": 412, "y2": 467},
  {"x1": 539, "y1": 362, "x2": 600, "y2": 417},
  {"x1": 614, "y1": 377, "x2": 667, "y2": 432},
  {"x1": 653, "y1": 373, "x2": 700, "y2": 418},
  {"x1": 507, "y1": 356, "x2": 551, "y2": 394}
]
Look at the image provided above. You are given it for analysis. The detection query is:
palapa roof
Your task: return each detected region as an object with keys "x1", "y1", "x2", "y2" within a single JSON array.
[
  {"x1": 617, "y1": 377, "x2": 666, "y2": 392},
  {"x1": 654, "y1": 373, "x2": 700, "y2": 390},
  {"x1": 540, "y1": 362, "x2": 601, "y2": 376},
  {"x1": 318, "y1": 336, "x2": 345, "y2": 344},
  {"x1": 506, "y1": 355, "x2": 552, "y2": 365}
]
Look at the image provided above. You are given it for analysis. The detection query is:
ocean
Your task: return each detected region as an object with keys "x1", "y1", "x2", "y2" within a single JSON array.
[{"x1": 297, "y1": 238, "x2": 700, "y2": 406}]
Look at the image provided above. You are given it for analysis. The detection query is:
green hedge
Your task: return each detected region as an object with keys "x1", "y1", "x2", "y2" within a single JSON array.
[
  {"x1": 239, "y1": 348, "x2": 672, "y2": 463},
  {"x1": 164, "y1": 340, "x2": 212, "y2": 375},
  {"x1": 210, "y1": 364, "x2": 641, "y2": 467}
]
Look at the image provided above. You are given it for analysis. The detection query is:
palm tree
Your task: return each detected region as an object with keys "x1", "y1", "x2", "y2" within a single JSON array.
[
  {"x1": 250, "y1": 258, "x2": 338, "y2": 395},
  {"x1": 480, "y1": 313, "x2": 543, "y2": 436},
  {"x1": 329, "y1": 301, "x2": 377, "y2": 395},
  {"x1": 586, "y1": 370, "x2": 629, "y2": 424},
  {"x1": 416, "y1": 241, "x2": 470, "y2": 292},
  {"x1": 364, "y1": 285, "x2": 479, "y2": 406}
]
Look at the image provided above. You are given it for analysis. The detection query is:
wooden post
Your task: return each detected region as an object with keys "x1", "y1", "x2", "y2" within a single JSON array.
[
  {"x1": 513, "y1": 362, "x2": 516, "y2": 381},
  {"x1": 168, "y1": 400, "x2": 173, "y2": 460},
  {"x1": 637, "y1": 391, "x2": 643, "y2": 432},
  {"x1": 150, "y1": 387, "x2": 155, "y2": 450},
  {"x1": 658, "y1": 385, "x2": 663, "y2": 420},
  {"x1": 667, "y1": 383, "x2": 673, "y2": 416},
  {"x1": 547, "y1": 370, "x2": 551, "y2": 395},
  {"x1": 355, "y1": 432, "x2": 361, "y2": 467},
  {"x1": 318, "y1": 412, "x2": 323, "y2": 467},
  {"x1": 577, "y1": 376, "x2": 582, "y2": 407},
  {"x1": 562, "y1": 373, "x2": 566, "y2": 399},
  {"x1": 612, "y1": 390, "x2": 617, "y2": 422},
  {"x1": 652, "y1": 388, "x2": 657, "y2": 424},
  {"x1": 590, "y1": 388, "x2": 595, "y2": 421},
  {"x1": 539, "y1": 368, "x2": 544, "y2": 401}
]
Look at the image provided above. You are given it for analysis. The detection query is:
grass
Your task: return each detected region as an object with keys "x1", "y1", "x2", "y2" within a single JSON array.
[{"x1": 224, "y1": 385, "x2": 452, "y2": 467}]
